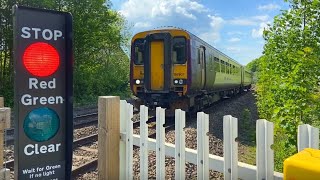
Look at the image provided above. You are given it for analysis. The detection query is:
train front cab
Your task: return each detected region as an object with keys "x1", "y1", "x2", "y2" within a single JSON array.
[{"x1": 130, "y1": 29, "x2": 190, "y2": 110}]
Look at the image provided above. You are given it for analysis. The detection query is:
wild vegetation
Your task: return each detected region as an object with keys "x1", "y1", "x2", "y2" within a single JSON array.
[
  {"x1": 255, "y1": 0, "x2": 320, "y2": 171},
  {"x1": 0, "y1": 0, "x2": 131, "y2": 107}
]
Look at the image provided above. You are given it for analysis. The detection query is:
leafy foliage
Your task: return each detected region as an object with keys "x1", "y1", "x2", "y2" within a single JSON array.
[
  {"x1": 0, "y1": 0, "x2": 131, "y2": 107},
  {"x1": 256, "y1": 0, "x2": 320, "y2": 171},
  {"x1": 246, "y1": 58, "x2": 260, "y2": 72}
]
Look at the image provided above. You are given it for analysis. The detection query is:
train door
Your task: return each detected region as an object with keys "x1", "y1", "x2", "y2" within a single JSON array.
[
  {"x1": 150, "y1": 40, "x2": 164, "y2": 90},
  {"x1": 199, "y1": 46, "x2": 206, "y2": 89},
  {"x1": 143, "y1": 33, "x2": 171, "y2": 92}
]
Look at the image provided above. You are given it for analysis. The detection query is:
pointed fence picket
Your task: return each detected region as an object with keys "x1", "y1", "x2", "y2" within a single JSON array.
[
  {"x1": 156, "y1": 107, "x2": 166, "y2": 179},
  {"x1": 119, "y1": 100, "x2": 133, "y2": 180},
  {"x1": 117, "y1": 100, "x2": 319, "y2": 180},
  {"x1": 140, "y1": 105, "x2": 149, "y2": 179},
  {"x1": 197, "y1": 112, "x2": 209, "y2": 180},
  {"x1": 298, "y1": 124, "x2": 319, "y2": 152},
  {"x1": 174, "y1": 109, "x2": 185, "y2": 180},
  {"x1": 223, "y1": 115, "x2": 238, "y2": 180},
  {"x1": 256, "y1": 119, "x2": 274, "y2": 180}
]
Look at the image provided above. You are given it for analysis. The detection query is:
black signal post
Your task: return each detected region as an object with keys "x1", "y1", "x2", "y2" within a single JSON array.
[{"x1": 13, "y1": 5, "x2": 73, "y2": 180}]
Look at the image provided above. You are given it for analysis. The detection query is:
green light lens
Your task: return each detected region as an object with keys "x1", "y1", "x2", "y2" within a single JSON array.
[{"x1": 23, "y1": 107, "x2": 60, "y2": 142}]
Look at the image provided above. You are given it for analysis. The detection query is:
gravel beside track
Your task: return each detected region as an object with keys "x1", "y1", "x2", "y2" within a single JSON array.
[
  {"x1": 72, "y1": 142, "x2": 98, "y2": 168},
  {"x1": 74, "y1": 125, "x2": 98, "y2": 140},
  {"x1": 3, "y1": 92, "x2": 258, "y2": 179},
  {"x1": 75, "y1": 91, "x2": 258, "y2": 179}
]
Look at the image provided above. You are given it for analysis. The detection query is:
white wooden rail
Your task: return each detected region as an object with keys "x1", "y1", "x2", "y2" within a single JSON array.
[{"x1": 117, "y1": 100, "x2": 319, "y2": 180}]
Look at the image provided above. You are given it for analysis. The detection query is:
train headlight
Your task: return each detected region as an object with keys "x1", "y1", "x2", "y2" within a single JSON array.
[
  {"x1": 173, "y1": 79, "x2": 186, "y2": 85},
  {"x1": 135, "y1": 79, "x2": 141, "y2": 84}
]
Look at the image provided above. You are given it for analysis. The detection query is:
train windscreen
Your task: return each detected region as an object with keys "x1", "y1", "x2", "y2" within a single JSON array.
[
  {"x1": 133, "y1": 39, "x2": 144, "y2": 65},
  {"x1": 172, "y1": 37, "x2": 186, "y2": 64}
]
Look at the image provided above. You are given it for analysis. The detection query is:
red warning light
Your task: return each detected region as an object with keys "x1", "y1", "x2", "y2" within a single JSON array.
[{"x1": 23, "y1": 42, "x2": 60, "y2": 77}]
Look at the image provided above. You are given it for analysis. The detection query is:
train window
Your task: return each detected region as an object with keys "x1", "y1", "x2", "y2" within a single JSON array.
[
  {"x1": 221, "y1": 60, "x2": 226, "y2": 73},
  {"x1": 214, "y1": 57, "x2": 220, "y2": 72},
  {"x1": 172, "y1": 37, "x2": 186, "y2": 64},
  {"x1": 197, "y1": 49, "x2": 201, "y2": 64},
  {"x1": 133, "y1": 39, "x2": 144, "y2": 65}
]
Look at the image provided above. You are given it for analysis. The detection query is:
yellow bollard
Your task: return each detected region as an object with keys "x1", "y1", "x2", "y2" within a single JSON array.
[{"x1": 284, "y1": 148, "x2": 320, "y2": 180}]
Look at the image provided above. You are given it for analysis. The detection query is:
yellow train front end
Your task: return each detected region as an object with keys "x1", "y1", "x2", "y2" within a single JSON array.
[{"x1": 130, "y1": 28, "x2": 190, "y2": 110}]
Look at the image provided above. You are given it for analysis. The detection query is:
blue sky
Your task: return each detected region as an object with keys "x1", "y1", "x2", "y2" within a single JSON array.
[{"x1": 111, "y1": 0, "x2": 289, "y2": 65}]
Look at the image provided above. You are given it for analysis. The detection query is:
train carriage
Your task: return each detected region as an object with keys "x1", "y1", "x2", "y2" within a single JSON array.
[{"x1": 130, "y1": 27, "x2": 252, "y2": 113}]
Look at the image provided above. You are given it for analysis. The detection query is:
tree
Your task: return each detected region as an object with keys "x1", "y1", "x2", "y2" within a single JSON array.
[
  {"x1": 246, "y1": 58, "x2": 261, "y2": 72},
  {"x1": 257, "y1": 0, "x2": 320, "y2": 171},
  {"x1": 0, "y1": 0, "x2": 131, "y2": 107}
]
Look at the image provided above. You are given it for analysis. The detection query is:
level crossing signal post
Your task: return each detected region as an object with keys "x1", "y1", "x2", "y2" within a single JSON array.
[{"x1": 13, "y1": 5, "x2": 73, "y2": 180}]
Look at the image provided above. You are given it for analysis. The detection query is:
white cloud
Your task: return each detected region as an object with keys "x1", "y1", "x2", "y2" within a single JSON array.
[
  {"x1": 258, "y1": 3, "x2": 280, "y2": 11},
  {"x1": 226, "y1": 46, "x2": 241, "y2": 53},
  {"x1": 229, "y1": 18, "x2": 255, "y2": 26},
  {"x1": 175, "y1": 6, "x2": 196, "y2": 20},
  {"x1": 134, "y1": 22, "x2": 151, "y2": 28},
  {"x1": 119, "y1": 0, "x2": 207, "y2": 21},
  {"x1": 119, "y1": 0, "x2": 155, "y2": 19},
  {"x1": 252, "y1": 22, "x2": 270, "y2": 38},
  {"x1": 252, "y1": 15, "x2": 269, "y2": 22},
  {"x1": 199, "y1": 15, "x2": 224, "y2": 43},
  {"x1": 227, "y1": 31, "x2": 243, "y2": 35},
  {"x1": 229, "y1": 15, "x2": 269, "y2": 26},
  {"x1": 222, "y1": 45, "x2": 263, "y2": 65},
  {"x1": 228, "y1": 38, "x2": 241, "y2": 42},
  {"x1": 208, "y1": 15, "x2": 224, "y2": 30}
]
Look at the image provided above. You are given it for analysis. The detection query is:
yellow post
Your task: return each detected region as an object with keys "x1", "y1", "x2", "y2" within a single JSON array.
[
  {"x1": 98, "y1": 96, "x2": 120, "y2": 180},
  {"x1": 284, "y1": 148, "x2": 320, "y2": 180}
]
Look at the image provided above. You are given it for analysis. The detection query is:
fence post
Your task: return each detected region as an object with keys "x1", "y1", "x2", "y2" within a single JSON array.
[
  {"x1": 98, "y1": 96, "x2": 120, "y2": 180},
  {"x1": 256, "y1": 119, "x2": 274, "y2": 180},
  {"x1": 223, "y1": 115, "x2": 238, "y2": 180},
  {"x1": 175, "y1": 109, "x2": 186, "y2": 180},
  {"x1": 0, "y1": 97, "x2": 11, "y2": 180},
  {"x1": 298, "y1": 124, "x2": 319, "y2": 152},
  {"x1": 156, "y1": 107, "x2": 165, "y2": 179},
  {"x1": 119, "y1": 100, "x2": 133, "y2": 180},
  {"x1": 197, "y1": 112, "x2": 209, "y2": 180},
  {"x1": 140, "y1": 105, "x2": 149, "y2": 179}
]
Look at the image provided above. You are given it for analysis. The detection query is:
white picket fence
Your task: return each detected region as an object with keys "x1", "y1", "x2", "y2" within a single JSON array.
[{"x1": 118, "y1": 100, "x2": 319, "y2": 180}]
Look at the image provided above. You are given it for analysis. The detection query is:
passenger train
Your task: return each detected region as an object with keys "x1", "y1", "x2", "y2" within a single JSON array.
[{"x1": 130, "y1": 27, "x2": 252, "y2": 114}]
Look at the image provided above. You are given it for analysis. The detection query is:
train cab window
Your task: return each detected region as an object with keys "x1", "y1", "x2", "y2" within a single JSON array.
[
  {"x1": 172, "y1": 37, "x2": 186, "y2": 64},
  {"x1": 133, "y1": 39, "x2": 144, "y2": 65}
]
